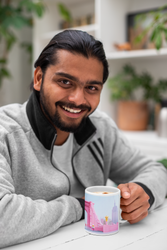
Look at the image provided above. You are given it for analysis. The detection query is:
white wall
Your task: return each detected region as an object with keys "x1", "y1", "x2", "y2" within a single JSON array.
[{"x1": 0, "y1": 26, "x2": 32, "y2": 106}]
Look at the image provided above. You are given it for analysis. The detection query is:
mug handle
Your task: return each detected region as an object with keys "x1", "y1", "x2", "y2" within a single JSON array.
[
  {"x1": 119, "y1": 218, "x2": 127, "y2": 224},
  {"x1": 119, "y1": 196, "x2": 127, "y2": 224}
]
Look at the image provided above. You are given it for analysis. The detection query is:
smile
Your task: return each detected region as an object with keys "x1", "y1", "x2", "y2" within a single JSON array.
[{"x1": 62, "y1": 106, "x2": 82, "y2": 113}]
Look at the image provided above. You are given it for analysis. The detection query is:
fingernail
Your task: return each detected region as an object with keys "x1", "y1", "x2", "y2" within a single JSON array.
[{"x1": 123, "y1": 192, "x2": 130, "y2": 198}]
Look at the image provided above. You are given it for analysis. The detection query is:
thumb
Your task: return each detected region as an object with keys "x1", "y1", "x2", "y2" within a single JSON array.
[{"x1": 118, "y1": 183, "x2": 131, "y2": 199}]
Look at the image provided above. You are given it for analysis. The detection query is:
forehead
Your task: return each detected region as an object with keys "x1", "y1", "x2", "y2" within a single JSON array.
[{"x1": 47, "y1": 49, "x2": 104, "y2": 82}]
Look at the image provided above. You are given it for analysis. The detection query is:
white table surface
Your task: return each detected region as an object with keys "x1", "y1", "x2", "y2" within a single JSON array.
[{"x1": 3, "y1": 199, "x2": 167, "y2": 250}]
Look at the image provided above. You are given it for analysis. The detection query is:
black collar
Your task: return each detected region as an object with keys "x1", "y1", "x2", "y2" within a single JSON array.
[{"x1": 26, "y1": 90, "x2": 96, "y2": 150}]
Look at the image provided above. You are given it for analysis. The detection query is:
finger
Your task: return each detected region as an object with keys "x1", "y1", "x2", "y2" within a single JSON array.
[
  {"x1": 121, "y1": 202, "x2": 150, "y2": 222},
  {"x1": 121, "y1": 193, "x2": 150, "y2": 213},
  {"x1": 117, "y1": 183, "x2": 131, "y2": 199},
  {"x1": 120, "y1": 183, "x2": 149, "y2": 206},
  {"x1": 120, "y1": 196, "x2": 133, "y2": 206},
  {"x1": 128, "y1": 211, "x2": 148, "y2": 224}
]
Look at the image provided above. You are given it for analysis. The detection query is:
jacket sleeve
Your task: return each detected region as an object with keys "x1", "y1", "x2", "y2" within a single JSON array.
[
  {"x1": 108, "y1": 127, "x2": 167, "y2": 211},
  {"x1": 0, "y1": 140, "x2": 83, "y2": 248}
]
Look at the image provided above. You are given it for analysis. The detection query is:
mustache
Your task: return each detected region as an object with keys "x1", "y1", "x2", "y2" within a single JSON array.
[{"x1": 56, "y1": 101, "x2": 91, "y2": 112}]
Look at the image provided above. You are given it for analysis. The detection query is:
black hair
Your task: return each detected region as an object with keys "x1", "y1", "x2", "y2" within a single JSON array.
[{"x1": 34, "y1": 29, "x2": 109, "y2": 85}]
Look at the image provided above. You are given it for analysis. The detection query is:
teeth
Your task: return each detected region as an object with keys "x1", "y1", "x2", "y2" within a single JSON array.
[{"x1": 62, "y1": 106, "x2": 81, "y2": 113}]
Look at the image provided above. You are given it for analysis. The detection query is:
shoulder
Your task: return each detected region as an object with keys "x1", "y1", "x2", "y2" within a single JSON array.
[
  {"x1": 89, "y1": 109, "x2": 118, "y2": 130},
  {"x1": 88, "y1": 109, "x2": 121, "y2": 145},
  {"x1": 0, "y1": 102, "x2": 30, "y2": 135},
  {"x1": 89, "y1": 109, "x2": 133, "y2": 151}
]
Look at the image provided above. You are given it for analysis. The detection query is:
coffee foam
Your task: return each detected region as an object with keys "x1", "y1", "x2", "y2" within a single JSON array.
[{"x1": 93, "y1": 191, "x2": 113, "y2": 194}]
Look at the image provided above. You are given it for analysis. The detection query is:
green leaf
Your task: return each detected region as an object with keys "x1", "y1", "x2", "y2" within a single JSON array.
[
  {"x1": 6, "y1": 33, "x2": 17, "y2": 51},
  {"x1": 107, "y1": 64, "x2": 157, "y2": 101},
  {"x1": 154, "y1": 13, "x2": 161, "y2": 21},
  {"x1": 134, "y1": 34, "x2": 143, "y2": 43},
  {"x1": 0, "y1": 27, "x2": 17, "y2": 51},
  {"x1": 155, "y1": 33, "x2": 162, "y2": 50},
  {"x1": 150, "y1": 27, "x2": 158, "y2": 41},
  {"x1": 134, "y1": 26, "x2": 151, "y2": 44},
  {"x1": 0, "y1": 58, "x2": 7, "y2": 64},
  {"x1": 158, "y1": 159, "x2": 167, "y2": 169},
  {"x1": 0, "y1": 68, "x2": 11, "y2": 78},
  {"x1": 108, "y1": 64, "x2": 141, "y2": 101},
  {"x1": 123, "y1": 64, "x2": 136, "y2": 76},
  {"x1": 157, "y1": 79, "x2": 167, "y2": 90},
  {"x1": 19, "y1": 0, "x2": 45, "y2": 17},
  {"x1": 1, "y1": 8, "x2": 30, "y2": 29},
  {"x1": 34, "y1": 2, "x2": 45, "y2": 17},
  {"x1": 57, "y1": 3, "x2": 72, "y2": 22},
  {"x1": 0, "y1": 5, "x2": 13, "y2": 26},
  {"x1": 19, "y1": 0, "x2": 36, "y2": 11},
  {"x1": 11, "y1": 15, "x2": 29, "y2": 29}
]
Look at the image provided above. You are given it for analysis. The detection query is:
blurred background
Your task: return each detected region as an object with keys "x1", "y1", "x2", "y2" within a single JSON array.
[{"x1": 0, "y1": 0, "x2": 167, "y2": 165}]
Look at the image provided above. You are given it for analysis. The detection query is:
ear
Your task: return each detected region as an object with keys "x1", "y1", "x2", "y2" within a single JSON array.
[{"x1": 33, "y1": 67, "x2": 43, "y2": 91}]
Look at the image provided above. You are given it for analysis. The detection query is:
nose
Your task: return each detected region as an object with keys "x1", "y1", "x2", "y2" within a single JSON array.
[{"x1": 68, "y1": 88, "x2": 87, "y2": 106}]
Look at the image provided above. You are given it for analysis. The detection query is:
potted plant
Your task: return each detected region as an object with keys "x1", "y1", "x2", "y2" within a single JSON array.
[
  {"x1": 134, "y1": 5, "x2": 167, "y2": 50},
  {"x1": 108, "y1": 64, "x2": 167, "y2": 131},
  {"x1": 0, "y1": 0, "x2": 45, "y2": 89}
]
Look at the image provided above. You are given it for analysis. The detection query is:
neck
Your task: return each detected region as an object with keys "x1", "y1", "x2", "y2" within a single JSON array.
[
  {"x1": 39, "y1": 103, "x2": 70, "y2": 146},
  {"x1": 55, "y1": 127, "x2": 70, "y2": 146}
]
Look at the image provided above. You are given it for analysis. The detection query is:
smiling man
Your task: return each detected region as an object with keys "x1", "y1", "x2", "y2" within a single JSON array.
[
  {"x1": 0, "y1": 30, "x2": 167, "y2": 248},
  {"x1": 35, "y1": 49, "x2": 103, "y2": 144}
]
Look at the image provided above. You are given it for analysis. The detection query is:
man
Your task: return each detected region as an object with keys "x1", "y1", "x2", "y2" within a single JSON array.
[{"x1": 0, "y1": 30, "x2": 166, "y2": 248}]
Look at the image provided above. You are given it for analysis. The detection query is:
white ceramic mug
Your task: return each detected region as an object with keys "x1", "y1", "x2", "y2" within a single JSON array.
[{"x1": 85, "y1": 186, "x2": 126, "y2": 235}]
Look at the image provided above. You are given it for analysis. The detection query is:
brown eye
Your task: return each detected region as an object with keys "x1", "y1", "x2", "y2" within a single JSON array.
[
  {"x1": 61, "y1": 80, "x2": 70, "y2": 85},
  {"x1": 88, "y1": 86, "x2": 98, "y2": 91},
  {"x1": 89, "y1": 86, "x2": 96, "y2": 90}
]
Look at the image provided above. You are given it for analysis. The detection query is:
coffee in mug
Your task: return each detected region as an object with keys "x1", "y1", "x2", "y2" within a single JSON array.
[{"x1": 93, "y1": 192, "x2": 113, "y2": 194}]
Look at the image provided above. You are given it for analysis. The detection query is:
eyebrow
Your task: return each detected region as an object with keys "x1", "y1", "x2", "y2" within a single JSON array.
[{"x1": 55, "y1": 72, "x2": 103, "y2": 86}]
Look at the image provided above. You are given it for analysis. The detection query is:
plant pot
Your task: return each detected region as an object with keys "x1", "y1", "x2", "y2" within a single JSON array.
[{"x1": 117, "y1": 101, "x2": 149, "y2": 131}]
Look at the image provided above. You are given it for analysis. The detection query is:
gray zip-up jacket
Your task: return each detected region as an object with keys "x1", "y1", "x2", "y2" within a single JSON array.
[{"x1": 0, "y1": 90, "x2": 167, "y2": 248}]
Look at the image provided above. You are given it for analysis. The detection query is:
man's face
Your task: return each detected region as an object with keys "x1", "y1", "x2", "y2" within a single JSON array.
[{"x1": 34, "y1": 49, "x2": 104, "y2": 133}]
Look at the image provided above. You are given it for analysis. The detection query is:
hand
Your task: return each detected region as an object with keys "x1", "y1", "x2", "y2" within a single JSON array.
[{"x1": 117, "y1": 183, "x2": 150, "y2": 224}]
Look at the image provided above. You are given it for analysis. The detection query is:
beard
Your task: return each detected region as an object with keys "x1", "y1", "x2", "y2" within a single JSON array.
[{"x1": 39, "y1": 85, "x2": 91, "y2": 133}]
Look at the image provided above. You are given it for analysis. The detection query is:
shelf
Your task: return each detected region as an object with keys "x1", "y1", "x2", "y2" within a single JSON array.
[
  {"x1": 41, "y1": 24, "x2": 98, "y2": 40},
  {"x1": 107, "y1": 48, "x2": 167, "y2": 60}
]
